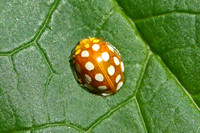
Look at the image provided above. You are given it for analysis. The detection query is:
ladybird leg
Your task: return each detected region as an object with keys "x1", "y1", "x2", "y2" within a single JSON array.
[
  {"x1": 72, "y1": 55, "x2": 76, "y2": 58},
  {"x1": 78, "y1": 78, "x2": 83, "y2": 84},
  {"x1": 72, "y1": 60, "x2": 76, "y2": 64},
  {"x1": 99, "y1": 37, "x2": 103, "y2": 41}
]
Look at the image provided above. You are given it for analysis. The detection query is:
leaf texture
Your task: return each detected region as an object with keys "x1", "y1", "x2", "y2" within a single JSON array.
[{"x1": 0, "y1": 0, "x2": 200, "y2": 132}]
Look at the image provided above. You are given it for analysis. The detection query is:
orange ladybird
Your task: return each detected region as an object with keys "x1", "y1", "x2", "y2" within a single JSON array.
[{"x1": 70, "y1": 37, "x2": 124, "y2": 96}]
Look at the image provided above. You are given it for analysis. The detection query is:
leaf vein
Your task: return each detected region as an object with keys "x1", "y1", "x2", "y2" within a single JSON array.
[
  {"x1": 85, "y1": 97, "x2": 134, "y2": 132},
  {"x1": 134, "y1": 12, "x2": 200, "y2": 22},
  {"x1": 12, "y1": 122, "x2": 85, "y2": 133}
]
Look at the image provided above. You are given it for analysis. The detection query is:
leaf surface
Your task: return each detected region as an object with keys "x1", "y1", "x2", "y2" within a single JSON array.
[{"x1": 0, "y1": 0, "x2": 200, "y2": 132}]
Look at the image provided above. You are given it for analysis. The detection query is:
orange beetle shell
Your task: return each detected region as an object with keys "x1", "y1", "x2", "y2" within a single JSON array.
[{"x1": 70, "y1": 37, "x2": 124, "y2": 96}]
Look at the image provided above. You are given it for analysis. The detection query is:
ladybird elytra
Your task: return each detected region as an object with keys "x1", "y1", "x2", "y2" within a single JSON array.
[{"x1": 70, "y1": 37, "x2": 124, "y2": 96}]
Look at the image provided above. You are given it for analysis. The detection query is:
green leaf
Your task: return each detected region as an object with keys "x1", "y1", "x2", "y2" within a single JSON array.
[{"x1": 0, "y1": 0, "x2": 200, "y2": 132}]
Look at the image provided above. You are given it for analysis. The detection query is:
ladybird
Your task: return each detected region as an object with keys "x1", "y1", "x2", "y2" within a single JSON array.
[{"x1": 70, "y1": 37, "x2": 124, "y2": 96}]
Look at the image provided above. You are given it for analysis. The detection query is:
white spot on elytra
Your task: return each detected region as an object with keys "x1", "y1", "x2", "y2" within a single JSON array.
[
  {"x1": 95, "y1": 73, "x2": 104, "y2": 82},
  {"x1": 115, "y1": 75, "x2": 121, "y2": 83},
  {"x1": 92, "y1": 44, "x2": 100, "y2": 51},
  {"x1": 116, "y1": 82, "x2": 123, "y2": 91},
  {"x1": 108, "y1": 65, "x2": 115, "y2": 76},
  {"x1": 97, "y1": 56, "x2": 102, "y2": 62},
  {"x1": 81, "y1": 50, "x2": 89, "y2": 57},
  {"x1": 102, "y1": 92, "x2": 112, "y2": 96},
  {"x1": 85, "y1": 74, "x2": 92, "y2": 83},
  {"x1": 98, "y1": 86, "x2": 107, "y2": 90},
  {"x1": 121, "y1": 62, "x2": 124, "y2": 72},
  {"x1": 85, "y1": 62, "x2": 94, "y2": 71},
  {"x1": 107, "y1": 45, "x2": 114, "y2": 52},
  {"x1": 101, "y1": 52, "x2": 110, "y2": 61},
  {"x1": 113, "y1": 57, "x2": 120, "y2": 66},
  {"x1": 75, "y1": 63, "x2": 81, "y2": 73}
]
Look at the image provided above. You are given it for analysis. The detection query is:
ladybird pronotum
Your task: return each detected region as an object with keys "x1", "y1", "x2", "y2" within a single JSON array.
[{"x1": 70, "y1": 37, "x2": 124, "y2": 96}]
